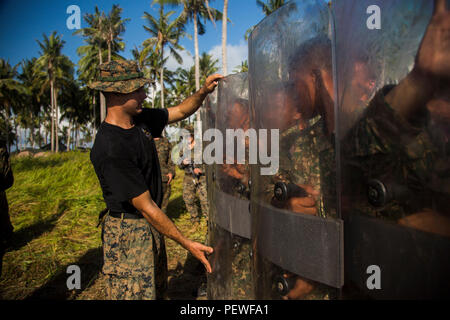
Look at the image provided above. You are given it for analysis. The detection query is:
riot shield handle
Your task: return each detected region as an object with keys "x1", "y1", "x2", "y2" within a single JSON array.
[
  {"x1": 367, "y1": 179, "x2": 410, "y2": 208},
  {"x1": 275, "y1": 274, "x2": 297, "y2": 297},
  {"x1": 367, "y1": 179, "x2": 388, "y2": 207},
  {"x1": 274, "y1": 182, "x2": 308, "y2": 201}
]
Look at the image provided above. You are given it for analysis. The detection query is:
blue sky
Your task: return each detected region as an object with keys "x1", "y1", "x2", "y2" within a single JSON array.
[{"x1": 0, "y1": 0, "x2": 266, "y2": 75}]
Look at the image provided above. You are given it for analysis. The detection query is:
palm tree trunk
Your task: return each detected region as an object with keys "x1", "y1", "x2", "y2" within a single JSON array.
[
  {"x1": 193, "y1": 12, "x2": 200, "y2": 91},
  {"x1": 107, "y1": 40, "x2": 112, "y2": 63},
  {"x1": 50, "y1": 79, "x2": 55, "y2": 152},
  {"x1": 152, "y1": 85, "x2": 156, "y2": 108},
  {"x1": 54, "y1": 88, "x2": 59, "y2": 152},
  {"x1": 30, "y1": 116, "x2": 35, "y2": 149},
  {"x1": 92, "y1": 94, "x2": 97, "y2": 140},
  {"x1": 99, "y1": 47, "x2": 106, "y2": 122},
  {"x1": 67, "y1": 121, "x2": 71, "y2": 151},
  {"x1": 222, "y1": 0, "x2": 228, "y2": 76},
  {"x1": 160, "y1": 46, "x2": 165, "y2": 109}
]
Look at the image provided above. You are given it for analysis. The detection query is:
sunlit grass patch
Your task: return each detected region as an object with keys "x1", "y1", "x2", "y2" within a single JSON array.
[{"x1": 0, "y1": 153, "x2": 208, "y2": 300}]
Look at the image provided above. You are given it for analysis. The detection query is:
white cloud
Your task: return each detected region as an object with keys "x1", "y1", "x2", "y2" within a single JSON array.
[
  {"x1": 208, "y1": 40, "x2": 248, "y2": 76},
  {"x1": 162, "y1": 40, "x2": 248, "y2": 75},
  {"x1": 165, "y1": 49, "x2": 194, "y2": 72}
]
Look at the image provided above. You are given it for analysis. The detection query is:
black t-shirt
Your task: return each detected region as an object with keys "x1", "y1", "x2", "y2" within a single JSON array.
[{"x1": 90, "y1": 108, "x2": 169, "y2": 213}]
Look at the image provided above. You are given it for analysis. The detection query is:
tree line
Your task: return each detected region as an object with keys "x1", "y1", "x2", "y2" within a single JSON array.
[{"x1": 0, "y1": 0, "x2": 284, "y2": 153}]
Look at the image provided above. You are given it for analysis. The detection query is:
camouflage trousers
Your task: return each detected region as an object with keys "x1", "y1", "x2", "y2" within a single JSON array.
[
  {"x1": 161, "y1": 182, "x2": 172, "y2": 214},
  {"x1": 183, "y1": 175, "x2": 209, "y2": 221},
  {"x1": 231, "y1": 236, "x2": 253, "y2": 299},
  {"x1": 101, "y1": 214, "x2": 168, "y2": 300}
]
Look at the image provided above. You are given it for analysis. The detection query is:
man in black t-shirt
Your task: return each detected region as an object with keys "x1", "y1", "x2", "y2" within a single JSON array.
[{"x1": 89, "y1": 59, "x2": 222, "y2": 300}]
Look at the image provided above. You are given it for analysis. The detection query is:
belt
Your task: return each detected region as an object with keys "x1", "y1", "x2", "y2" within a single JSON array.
[{"x1": 109, "y1": 211, "x2": 144, "y2": 220}]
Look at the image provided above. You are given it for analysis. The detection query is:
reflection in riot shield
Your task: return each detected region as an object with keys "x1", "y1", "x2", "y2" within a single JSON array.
[
  {"x1": 207, "y1": 73, "x2": 254, "y2": 299},
  {"x1": 335, "y1": 0, "x2": 450, "y2": 298},
  {"x1": 249, "y1": 0, "x2": 344, "y2": 300}
]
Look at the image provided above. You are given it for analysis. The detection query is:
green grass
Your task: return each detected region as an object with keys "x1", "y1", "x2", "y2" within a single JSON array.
[{"x1": 0, "y1": 152, "x2": 208, "y2": 300}]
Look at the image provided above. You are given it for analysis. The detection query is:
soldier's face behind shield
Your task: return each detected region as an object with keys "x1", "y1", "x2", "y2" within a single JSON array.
[
  {"x1": 264, "y1": 85, "x2": 302, "y2": 131},
  {"x1": 228, "y1": 101, "x2": 250, "y2": 131}
]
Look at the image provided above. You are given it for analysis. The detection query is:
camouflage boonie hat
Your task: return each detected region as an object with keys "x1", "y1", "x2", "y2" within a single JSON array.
[{"x1": 88, "y1": 60, "x2": 152, "y2": 94}]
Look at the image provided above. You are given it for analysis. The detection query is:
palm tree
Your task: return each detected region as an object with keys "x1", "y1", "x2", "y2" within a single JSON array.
[
  {"x1": 60, "y1": 82, "x2": 91, "y2": 150},
  {"x1": 169, "y1": 51, "x2": 217, "y2": 121},
  {"x1": 154, "y1": 0, "x2": 222, "y2": 91},
  {"x1": 132, "y1": 45, "x2": 162, "y2": 108},
  {"x1": 74, "y1": 5, "x2": 128, "y2": 123},
  {"x1": 245, "y1": 0, "x2": 286, "y2": 40},
  {"x1": 256, "y1": 0, "x2": 286, "y2": 15},
  {"x1": 103, "y1": 5, "x2": 130, "y2": 62},
  {"x1": 0, "y1": 59, "x2": 25, "y2": 151},
  {"x1": 18, "y1": 58, "x2": 41, "y2": 149},
  {"x1": 199, "y1": 52, "x2": 219, "y2": 80},
  {"x1": 233, "y1": 60, "x2": 249, "y2": 73},
  {"x1": 34, "y1": 31, "x2": 65, "y2": 152},
  {"x1": 142, "y1": 4, "x2": 186, "y2": 109}
]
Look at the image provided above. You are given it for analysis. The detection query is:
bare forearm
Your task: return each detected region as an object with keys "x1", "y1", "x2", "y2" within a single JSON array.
[
  {"x1": 168, "y1": 88, "x2": 208, "y2": 124},
  {"x1": 134, "y1": 195, "x2": 190, "y2": 249}
]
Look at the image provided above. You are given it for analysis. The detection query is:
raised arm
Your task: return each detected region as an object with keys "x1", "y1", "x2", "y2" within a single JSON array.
[
  {"x1": 385, "y1": 0, "x2": 450, "y2": 124},
  {"x1": 131, "y1": 190, "x2": 213, "y2": 273},
  {"x1": 167, "y1": 74, "x2": 223, "y2": 124}
]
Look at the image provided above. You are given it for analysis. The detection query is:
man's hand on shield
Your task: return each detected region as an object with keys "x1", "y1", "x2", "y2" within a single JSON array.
[
  {"x1": 285, "y1": 184, "x2": 320, "y2": 216},
  {"x1": 200, "y1": 74, "x2": 224, "y2": 95},
  {"x1": 415, "y1": 0, "x2": 450, "y2": 80}
]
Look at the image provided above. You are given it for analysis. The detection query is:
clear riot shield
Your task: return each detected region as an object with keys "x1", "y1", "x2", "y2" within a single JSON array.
[
  {"x1": 202, "y1": 89, "x2": 218, "y2": 213},
  {"x1": 207, "y1": 73, "x2": 253, "y2": 299},
  {"x1": 249, "y1": 0, "x2": 344, "y2": 300},
  {"x1": 335, "y1": 0, "x2": 450, "y2": 299}
]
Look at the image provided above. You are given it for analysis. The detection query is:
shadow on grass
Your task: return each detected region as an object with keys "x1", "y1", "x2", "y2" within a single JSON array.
[
  {"x1": 8, "y1": 200, "x2": 70, "y2": 252},
  {"x1": 25, "y1": 247, "x2": 103, "y2": 300},
  {"x1": 12, "y1": 157, "x2": 68, "y2": 172},
  {"x1": 167, "y1": 252, "x2": 206, "y2": 300},
  {"x1": 166, "y1": 195, "x2": 186, "y2": 220}
]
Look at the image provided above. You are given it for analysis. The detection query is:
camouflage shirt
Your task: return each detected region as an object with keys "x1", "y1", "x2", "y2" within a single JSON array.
[
  {"x1": 266, "y1": 115, "x2": 336, "y2": 219},
  {"x1": 178, "y1": 143, "x2": 204, "y2": 176},
  {"x1": 342, "y1": 86, "x2": 449, "y2": 220},
  {"x1": 154, "y1": 137, "x2": 175, "y2": 183}
]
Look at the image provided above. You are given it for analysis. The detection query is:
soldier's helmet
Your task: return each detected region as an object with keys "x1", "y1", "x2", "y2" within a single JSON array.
[{"x1": 88, "y1": 60, "x2": 153, "y2": 94}]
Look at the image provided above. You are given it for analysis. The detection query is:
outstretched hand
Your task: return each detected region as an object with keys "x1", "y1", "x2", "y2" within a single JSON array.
[
  {"x1": 202, "y1": 74, "x2": 224, "y2": 94},
  {"x1": 186, "y1": 240, "x2": 214, "y2": 273},
  {"x1": 415, "y1": 0, "x2": 450, "y2": 79}
]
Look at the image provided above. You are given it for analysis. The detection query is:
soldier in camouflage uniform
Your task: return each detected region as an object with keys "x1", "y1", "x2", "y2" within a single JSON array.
[
  {"x1": 271, "y1": 1, "x2": 450, "y2": 297},
  {"x1": 89, "y1": 59, "x2": 219, "y2": 300},
  {"x1": 0, "y1": 139, "x2": 13, "y2": 277},
  {"x1": 339, "y1": 0, "x2": 450, "y2": 235},
  {"x1": 219, "y1": 98, "x2": 254, "y2": 299},
  {"x1": 154, "y1": 136, "x2": 175, "y2": 214},
  {"x1": 179, "y1": 125, "x2": 209, "y2": 224},
  {"x1": 261, "y1": 37, "x2": 376, "y2": 299}
]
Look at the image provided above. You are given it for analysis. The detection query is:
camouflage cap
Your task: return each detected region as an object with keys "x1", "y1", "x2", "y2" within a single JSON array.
[{"x1": 88, "y1": 59, "x2": 152, "y2": 94}]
